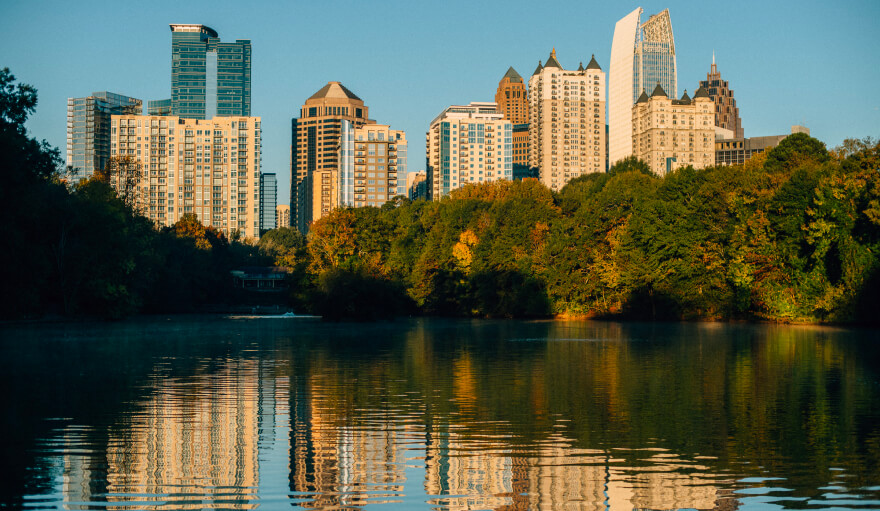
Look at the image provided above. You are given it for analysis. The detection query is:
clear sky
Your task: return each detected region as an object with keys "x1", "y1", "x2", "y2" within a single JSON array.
[{"x1": 2, "y1": 0, "x2": 878, "y2": 206}]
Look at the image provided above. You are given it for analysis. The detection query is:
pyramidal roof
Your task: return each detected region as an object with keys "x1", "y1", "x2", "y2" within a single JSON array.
[
  {"x1": 578, "y1": 62, "x2": 584, "y2": 71},
  {"x1": 636, "y1": 89, "x2": 650, "y2": 104},
  {"x1": 544, "y1": 48, "x2": 562, "y2": 69},
  {"x1": 532, "y1": 60, "x2": 543, "y2": 76},
  {"x1": 308, "y1": 81, "x2": 361, "y2": 101},
  {"x1": 503, "y1": 66, "x2": 523, "y2": 82},
  {"x1": 651, "y1": 83, "x2": 668, "y2": 98},
  {"x1": 693, "y1": 86, "x2": 710, "y2": 99},
  {"x1": 586, "y1": 54, "x2": 602, "y2": 71}
]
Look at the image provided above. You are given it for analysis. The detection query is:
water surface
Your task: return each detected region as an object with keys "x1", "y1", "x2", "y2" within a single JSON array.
[{"x1": 2, "y1": 317, "x2": 879, "y2": 510}]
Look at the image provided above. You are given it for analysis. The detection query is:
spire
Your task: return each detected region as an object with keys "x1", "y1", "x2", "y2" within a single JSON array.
[
  {"x1": 532, "y1": 60, "x2": 543, "y2": 76},
  {"x1": 578, "y1": 61, "x2": 584, "y2": 71},
  {"x1": 650, "y1": 83, "x2": 667, "y2": 98},
  {"x1": 502, "y1": 66, "x2": 523, "y2": 82},
  {"x1": 586, "y1": 54, "x2": 602, "y2": 71},
  {"x1": 710, "y1": 50, "x2": 717, "y2": 75},
  {"x1": 544, "y1": 48, "x2": 562, "y2": 69},
  {"x1": 636, "y1": 89, "x2": 650, "y2": 104}
]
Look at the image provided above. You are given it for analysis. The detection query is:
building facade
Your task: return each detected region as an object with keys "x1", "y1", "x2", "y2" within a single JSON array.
[
  {"x1": 110, "y1": 114, "x2": 262, "y2": 239},
  {"x1": 715, "y1": 126, "x2": 808, "y2": 166},
  {"x1": 426, "y1": 102, "x2": 513, "y2": 200},
  {"x1": 290, "y1": 82, "x2": 369, "y2": 233},
  {"x1": 163, "y1": 24, "x2": 252, "y2": 119},
  {"x1": 632, "y1": 85, "x2": 714, "y2": 175},
  {"x1": 339, "y1": 122, "x2": 407, "y2": 208},
  {"x1": 66, "y1": 92, "x2": 142, "y2": 183},
  {"x1": 260, "y1": 173, "x2": 276, "y2": 232},
  {"x1": 609, "y1": 8, "x2": 677, "y2": 166},
  {"x1": 528, "y1": 50, "x2": 606, "y2": 191},
  {"x1": 276, "y1": 204, "x2": 290, "y2": 228},
  {"x1": 407, "y1": 171, "x2": 427, "y2": 200},
  {"x1": 699, "y1": 55, "x2": 743, "y2": 138}
]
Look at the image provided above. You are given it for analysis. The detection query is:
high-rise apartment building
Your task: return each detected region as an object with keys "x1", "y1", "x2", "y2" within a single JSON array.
[
  {"x1": 339, "y1": 123, "x2": 407, "y2": 208},
  {"x1": 426, "y1": 102, "x2": 513, "y2": 200},
  {"x1": 159, "y1": 24, "x2": 251, "y2": 119},
  {"x1": 699, "y1": 55, "x2": 743, "y2": 138},
  {"x1": 528, "y1": 50, "x2": 606, "y2": 191},
  {"x1": 290, "y1": 82, "x2": 369, "y2": 232},
  {"x1": 609, "y1": 8, "x2": 677, "y2": 166},
  {"x1": 495, "y1": 67, "x2": 529, "y2": 124},
  {"x1": 632, "y1": 85, "x2": 714, "y2": 175},
  {"x1": 276, "y1": 204, "x2": 290, "y2": 228},
  {"x1": 260, "y1": 173, "x2": 277, "y2": 232},
  {"x1": 66, "y1": 92, "x2": 142, "y2": 183},
  {"x1": 110, "y1": 115, "x2": 262, "y2": 239}
]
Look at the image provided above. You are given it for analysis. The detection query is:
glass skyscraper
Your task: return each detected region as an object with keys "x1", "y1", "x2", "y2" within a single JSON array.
[
  {"x1": 167, "y1": 24, "x2": 251, "y2": 119},
  {"x1": 66, "y1": 92, "x2": 142, "y2": 183},
  {"x1": 260, "y1": 173, "x2": 277, "y2": 232}
]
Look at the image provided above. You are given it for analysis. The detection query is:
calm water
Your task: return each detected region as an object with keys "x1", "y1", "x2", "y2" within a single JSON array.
[{"x1": 1, "y1": 317, "x2": 879, "y2": 510}]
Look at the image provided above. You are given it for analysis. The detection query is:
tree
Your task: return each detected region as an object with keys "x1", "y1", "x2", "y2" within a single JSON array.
[{"x1": 99, "y1": 155, "x2": 144, "y2": 211}]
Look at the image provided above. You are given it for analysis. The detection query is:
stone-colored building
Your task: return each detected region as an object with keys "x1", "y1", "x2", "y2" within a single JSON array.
[
  {"x1": 699, "y1": 54, "x2": 743, "y2": 138},
  {"x1": 339, "y1": 122, "x2": 407, "y2": 208},
  {"x1": 632, "y1": 85, "x2": 714, "y2": 175},
  {"x1": 528, "y1": 49, "x2": 606, "y2": 191},
  {"x1": 110, "y1": 114, "x2": 262, "y2": 239},
  {"x1": 715, "y1": 126, "x2": 808, "y2": 166},
  {"x1": 276, "y1": 204, "x2": 290, "y2": 228},
  {"x1": 426, "y1": 102, "x2": 513, "y2": 200},
  {"x1": 290, "y1": 82, "x2": 369, "y2": 232},
  {"x1": 495, "y1": 67, "x2": 529, "y2": 125},
  {"x1": 407, "y1": 171, "x2": 427, "y2": 201}
]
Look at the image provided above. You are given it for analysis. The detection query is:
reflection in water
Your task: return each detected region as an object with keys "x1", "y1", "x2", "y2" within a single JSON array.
[{"x1": 1, "y1": 318, "x2": 878, "y2": 510}]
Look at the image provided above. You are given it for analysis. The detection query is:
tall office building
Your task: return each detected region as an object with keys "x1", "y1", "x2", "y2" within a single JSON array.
[
  {"x1": 426, "y1": 102, "x2": 513, "y2": 200},
  {"x1": 276, "y1": 204, "x2": 290, "y2": 228},
  {"x1": 110, "y1": 114, "x2": 262, "y2": 239},
  {"x1": 339, "y1": 123, "x2": 407, "y2": 208},
  {"x1": 260, "y1": 173, "x2": 277, "y2": 232},
  {"x1": 528, "y1": 49, "x2": 606, "y2": 191},
  {"x1": 632, "y1": 85, "x2": 714, "y2": 175},
  {"x1": 159, "y1": 24, "x2": 251, "y2": 119},
  {"x1": 699, "y1": 54, "x2": 743, "y2": 138},
  {"x1": 290, "y1": 82, "x2": 369, "y2": 233},
  {"x1": 495, "y1": 67, "x2": 529, "y2": 124},
  {"x1": 66, "y1": 92, "x2": 142, "y2": 183},
  {"x1": 609, "y1": 8, "x2": 677, "y2": 166}
]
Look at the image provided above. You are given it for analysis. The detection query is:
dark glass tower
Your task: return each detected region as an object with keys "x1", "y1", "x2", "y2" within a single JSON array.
[{"x1": 169, "y1": 24, "x2": 251, "y2": 119}]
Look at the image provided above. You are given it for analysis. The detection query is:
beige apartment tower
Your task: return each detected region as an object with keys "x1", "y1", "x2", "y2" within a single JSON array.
[
  {"x1": 276, "y1": 204, "x2": 290, "y2": 228},
  {"x1": 110, "y1": 114, "x2": 262, "y2": 238},
  {"x1": 528, "y1": 49, "x2": 606, "y2": 191},
  {"x1": 338, "y1": 123, "x2": 407, "y2": 208},
  {"x1": 632, "y1": 85, "x2": 714, "y2": 175},
  {"x1": 291, "y1": 82, "x2": 369, "y2": 233}
]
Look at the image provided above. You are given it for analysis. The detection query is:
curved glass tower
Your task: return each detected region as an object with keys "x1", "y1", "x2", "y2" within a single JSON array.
[{"x1": 609, "y1": 8, "x2": 677, "y2": 166}]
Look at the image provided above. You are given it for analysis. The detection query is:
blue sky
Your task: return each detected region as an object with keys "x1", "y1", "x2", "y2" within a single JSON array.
[{"x1": 2, "y1": 0, "x2": 878, "y2": 205}]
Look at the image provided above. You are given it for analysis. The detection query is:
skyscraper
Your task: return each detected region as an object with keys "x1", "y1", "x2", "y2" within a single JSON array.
[
  {"x1": 426, "y1": 102, "x2": 513, "y2": 200},
  {"x1": 495, "y1": 67, "x2": 529, "y2": 125},
  {"x1": 260, "y1": 173, "x2": 277, "y2": 232},
  {"x1": 66, "y1": 92, "x2": 142, "y2": 183},
  {"x1": 528, "y1": 49, "x2": 606, "y2": 191},
  {"x1": 290, "y1": 82, "x2": 369, "y2": 233},
  {"x1": 609, "y1": 8, "x2": 677, "y2": 166},
  {"x1": 165, "y1": 24, "x2": 251, "y2": 119},
  {"x1": 276, "y1": 204, "x2": 290, "y2": 229},
  {"x1": 699, "y1": 54, "x2": 743, "y2": 138}
]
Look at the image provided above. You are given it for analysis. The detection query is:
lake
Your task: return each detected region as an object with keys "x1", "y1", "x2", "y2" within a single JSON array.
[{"x1": 1, "y1": 317, "x2": 879, "y2": 510}]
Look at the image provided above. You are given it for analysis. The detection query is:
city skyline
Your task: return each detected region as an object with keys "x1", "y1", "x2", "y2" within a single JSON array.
[{"x1": 2, "y1": 0, "x2": 878, "y2": 208}]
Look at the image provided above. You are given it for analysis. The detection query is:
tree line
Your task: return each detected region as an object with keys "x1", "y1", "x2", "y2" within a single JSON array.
[{"x1": 2, "y1": 67, "x2": 878, "y2": 322}]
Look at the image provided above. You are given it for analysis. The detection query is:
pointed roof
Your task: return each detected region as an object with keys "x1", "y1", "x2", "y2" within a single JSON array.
[
  {"x1": 532, "y1": 60, "x2": 543, "y2": 76},
  {"x1": 544, "y1": 48, "x2": 562, "y2": 69},
  {"x1": 586, "y1": 54, "x2": 602, "y2": 71},
  {"x1": 636, "y1": 89, "x2": 650, "y2": 104},
  {"x1": 650, "y1": 83, "x2": 667, "y2": 98},
  {"x1": 308, "y1": 81, "x2": 361, "y2": 101},
  {"x1": 679, "y1": 90, "x2": 691, "y2": 103},
  {"x1": 578, "y1": 62, "x2": 584, "y2": 71},
  {"x1": 503, "y1": 66, "x2": 523, "y2": 82},
  {"x1": 693, "y1": 86, "x2": 710, "y2": 99}
]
